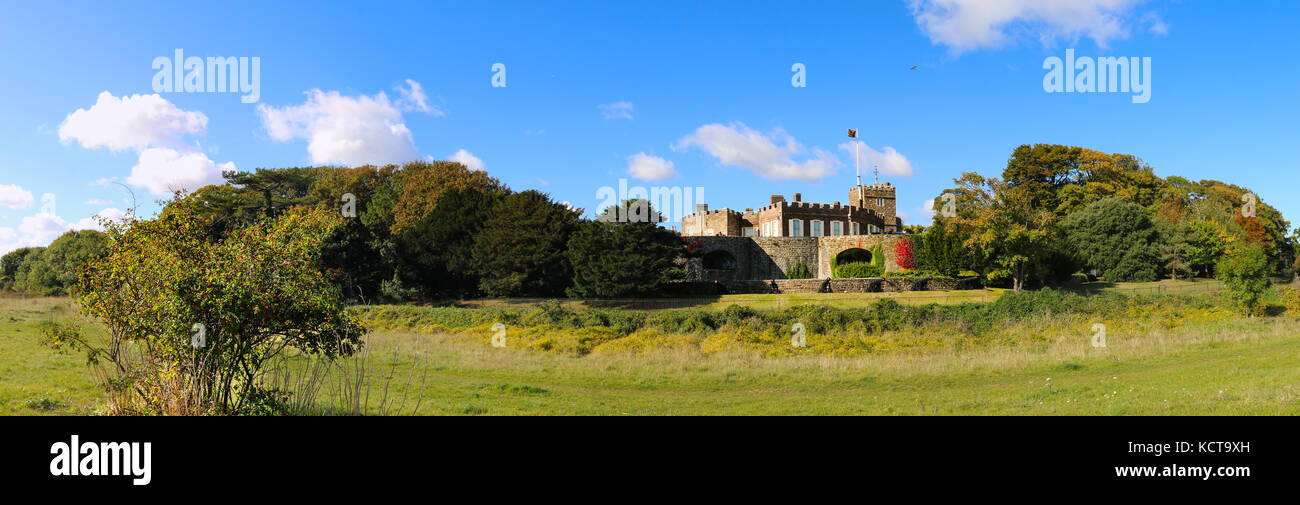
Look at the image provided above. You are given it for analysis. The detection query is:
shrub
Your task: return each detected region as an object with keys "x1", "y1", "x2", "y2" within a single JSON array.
[
  {"x1": 1217, "y1": 244, "x2": 1271, "y2": 315},
  {"x1": 894, "y1": 239, "x2": 916, "y2": 270},
  {"x1": 1279, "y1": 286, "x2": 1300, "y2": 318},
  {"x1": 786, "y1": 258, "x2": 814, "y2": 279},
  {"x1": 834, "y1": 262, "x2": 883, "y2": 278}
]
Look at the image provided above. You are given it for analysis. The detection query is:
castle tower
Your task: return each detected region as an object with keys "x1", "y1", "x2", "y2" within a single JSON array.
[{"x1": 848, "y1": 182, "x2": 899, "y2": 231}]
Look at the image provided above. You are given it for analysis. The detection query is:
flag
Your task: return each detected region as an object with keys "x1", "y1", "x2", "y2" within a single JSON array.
[{"x1": 847, "y1": 129, "x2": 857, "y2": 138}]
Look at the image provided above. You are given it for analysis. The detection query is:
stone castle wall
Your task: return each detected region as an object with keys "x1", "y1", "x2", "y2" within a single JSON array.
[{"x1": 688, "y1": 234, "x2": 910, "y2": 280}]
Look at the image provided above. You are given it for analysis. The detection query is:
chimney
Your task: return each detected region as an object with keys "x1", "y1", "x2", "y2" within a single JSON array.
[
  {"x1": 770, "y1": 195, "x2": 785, "y2": 205},
  {"x1": 792, "y1": 193, "x2": 802, "y2": 202},
  {"x1": 695, "y1": 203, "x2": 708, "y2": 214}
]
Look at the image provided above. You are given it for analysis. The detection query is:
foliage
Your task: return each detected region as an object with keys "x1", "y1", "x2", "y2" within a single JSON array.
[
  {"x1": 1280, "y1": 286, "x2": 1300, "y2": 318},
  {"x1": 893, "y1": 237, "x2": 916, "y2": 270},
  {"x1": 1063, "y1": 198, "x2": 1161, "y2": 282},
  {"x1": 786, "y1": 258, "x2": 814, "y2": 279},
  {"x1": 43, "y1": 195, "x2": 366, "y2": 415},
  {"x1": 395, "y1": 187, "x2": 505, "y2": 299},
  {"x1": 912, "y1": 218, "x2": 966, "y2": 277},
  {"x1": 947, "y1": 175, "x2": 1056, "y2": 292},
  {"x1": 390, "y1": 160, "x2": 505, "y2": 234},
  {"x1": 834, "y1": 262, "x2": 883, "y2": 278},
  {"x1": 473, "y1": 190, "x2": 580, "y2": 297},
  {"x1": 565, "y1": 213, "x2": 687, "y2": 298},
  {"x1": 8, "y1": 230, "x2": 108, "y2": 296},
  {"x1": 1216, "y1": 243, "x2": 1271, "y2": 316}
]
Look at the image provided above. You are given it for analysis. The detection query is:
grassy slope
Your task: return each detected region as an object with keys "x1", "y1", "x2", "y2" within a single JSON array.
[{"x1": 3, "y1": 286, "x2": 1297, "y2": 416}]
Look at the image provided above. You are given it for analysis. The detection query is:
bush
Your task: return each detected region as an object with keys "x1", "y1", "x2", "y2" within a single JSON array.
[
  {"x1": 1217, "y1": 244, "x2": 1270, "y2": 315},
  {"x1": 786, "y1": 258, "x2": 814, "y2": 279},
  {"x1": 1280, "y1": 286, "x2": 1300, "y2": 318},
  {"x1": 834, "y1": 262, "x2": 883, "y2": 278}
]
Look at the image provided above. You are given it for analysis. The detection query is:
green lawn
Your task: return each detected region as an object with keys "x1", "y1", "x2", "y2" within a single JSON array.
[{"x1": 3, "y1": 287, "x2": 1298, "y2": 415}]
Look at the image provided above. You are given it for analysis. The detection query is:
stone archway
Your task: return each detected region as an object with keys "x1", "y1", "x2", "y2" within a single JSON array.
[
  {"x1": 834, "y1": 248, "x2": 872, "y2": 265},
  {"x1": 703, "y1": 249, "x2": 738, "y2": 271},
  {"x1": 816, "y1": 235, "x2": 906, "y2": 278}
]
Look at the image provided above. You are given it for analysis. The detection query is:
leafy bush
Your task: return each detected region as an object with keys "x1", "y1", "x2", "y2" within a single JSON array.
[
  {"x1": 786, "y1": 258, "x2": 814, "y2": 279},
  {"x1": 1217, "y1": 244, "x2": 1271, "y2": 315},
  {"x1": 43, "y1": 198, "x2": 366, "y2": 415},
  {"x1": 834, "y1": 262, "x2": 883, "y2": 278},
  {"x1": 1281, "y1": 286, "x2": 1300, "y2": 317}
]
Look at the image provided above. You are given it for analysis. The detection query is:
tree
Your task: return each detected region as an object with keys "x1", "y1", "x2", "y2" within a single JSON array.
[
  {"x1": 0, "y1": 247, "x2": 39, "y2": 290},
  {"x1": 566, "y1": 201, "x2": 686, "y2": 298},
  {"x1": 473, "y1": 190, "x2": 580, "y2": 297},
  {"x1": 1216, "y1": 243, "x2": 1270, "y2": 316},
  {"x1": 44, "y1": 196, "x2": 366, "y2": 415},
  {"x1": 913, "y1": 218, "x2": 967, "y2": 277},
  {"x1": 390, "y1": 160, "x2": 505, "y2": 234},
  {"x1": 395, "y1": 187, "x2": 505, "y2": 299},
  {"x1": 1063, "y1": 198, "x2": 1161, "y2": 282},
  {"x1": 948, "y1": 176, "x2": 1056, "y2": 292},
  {"x1": 8, "y1": 230, "x2": 108, "y2": 296}
]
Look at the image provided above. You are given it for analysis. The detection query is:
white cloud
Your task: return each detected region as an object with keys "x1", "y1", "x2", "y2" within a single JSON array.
[
  {"x1": 837, "y1": 141, "x2": 915, "y2": 178},
  {"x1": 18, "y1": 213, "x2": 70, "y2": 248},
  {"x1": 59, "y1": 91, "x2": 207, "y2": 151},
  {"x1": 626, "y1": 153, "x2": 677, "y2": 181},
  {"x1": 128, "y1": 147, "x2": 232, "y2": 196},
  {"x1": 259, "y1": 88, "x2": 420, "y2": 166},
  {"x1": 918, "y1": 198, "x2": 937, "y2": 225},
  {"x1": 908, "y1": 0, "x2": 1147, "y2": 55},
  {"x1": 60, "y1": 92, "x2": 235, "y2": 196},
  {"x1": 396, "y1": 79, "x2": 442, "y2": 116},
  {"x1": 674, "y1": 122, "x2": 838, "y2": 181},
  {"x1": 70, "y1": 208, "x2": 127, "y2": 232},
  {"x1": 0, "y1": 184, "x2": 34, "y2": 209},
  {"x1": 448, "y1": 149, "x2": 485, "y2": 172},
  {"x1": 599, "y1": 101, "x2": 634, "y2": 120}
]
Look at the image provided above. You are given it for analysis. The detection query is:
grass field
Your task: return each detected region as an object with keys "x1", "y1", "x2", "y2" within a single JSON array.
[
  {"x1": 456, "y1": 278, "x2": 1225, "y2": 311},
  {"x1": 2, "y1": 283, "x2": 1298, "y2": 416}
]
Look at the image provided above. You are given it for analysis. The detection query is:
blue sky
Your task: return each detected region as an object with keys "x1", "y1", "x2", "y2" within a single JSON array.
[{"x1": 1, "y1": 0, "x2": 1298, "y2": 253}]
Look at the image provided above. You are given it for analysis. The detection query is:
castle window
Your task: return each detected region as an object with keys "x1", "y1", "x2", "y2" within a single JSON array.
[
  {"x1": 742, "y1": 227, "x2": 756, "y2": 237},
  {"x1": 831, "y1": 221, "x2": 843, "y2": 236},
  {"x1": 877, "y1": 198, "x2": 884, "y2": 207},
  {"x1": 790, "y1": 219, "x2": 803, "y2": 237},
  {"x1": 811, "y1": 220, "x2": 824, "y2": 237},
  {"x1": 852, "y1": 222, "x2": 860, "y2": 235}
]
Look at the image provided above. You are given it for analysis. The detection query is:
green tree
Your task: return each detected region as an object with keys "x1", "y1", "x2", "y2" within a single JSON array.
[
  {"x1": 1063, "y1": 198, "x2": 1161, "y2": 282},
  {"x1": 0, "y1": 247, "x2": 39, "y2": 290},
  {"x1": 913, "y1": 218, "x2": 966, "y2": 277},
  {"x1": 395, "y1": 187, "x2": 505, "y2": 299},
  {"x1": 1216, "y1": 243, "x2": 1271, "y2": 316},
  {"x1": 44, "y1": 196, "x2": 366, "y2": 415},
  {"x1": 10, "y1": 230, "x2": 108, "y2": 296},
  {"x1": 566, "y1": 203, "x2": 686, "y2": 298},
  {"x1": 949, "y1": 176, "x2": 1056, "y2": 292},
  {"x1": 473, "y1": 190, "x2": 580, "y2": 297}
]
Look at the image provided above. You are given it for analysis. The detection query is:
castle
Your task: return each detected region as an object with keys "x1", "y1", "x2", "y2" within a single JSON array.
[
  {"x1": 679, "y1": 182, "x2": 908, "y2": 281},
  {"x1": 680, "y1": 182, "x2": 902, "y2": 238}
]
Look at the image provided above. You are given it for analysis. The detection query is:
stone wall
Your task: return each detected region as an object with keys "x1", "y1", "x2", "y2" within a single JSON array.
[
  {"x1": 688, "y1": 235, "x2": 914, "y2": 281},
  {"x1": 814, "y1": 234, "x2": 909, "y2": 278}
]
